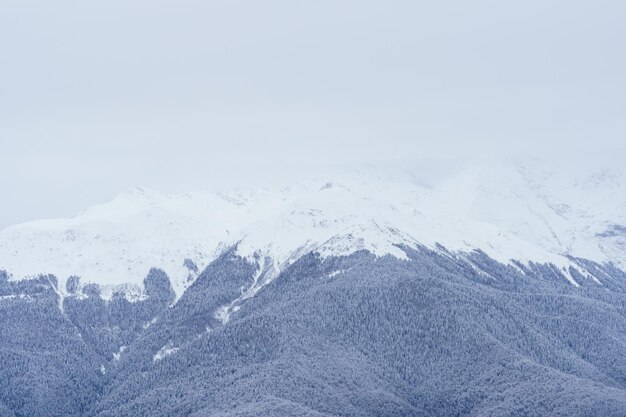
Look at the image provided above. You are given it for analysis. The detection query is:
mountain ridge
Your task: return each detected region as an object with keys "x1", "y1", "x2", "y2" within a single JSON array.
[{"x1": 2, "y1": 157, "x2": 625, "y2": 301}]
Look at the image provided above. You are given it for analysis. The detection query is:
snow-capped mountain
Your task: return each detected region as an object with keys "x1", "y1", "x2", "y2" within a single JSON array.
[
  {"x1": 3, "y1": 157, "x2": 626, "y2": 417},
  {"x1": 1, "y1": 157, "x2": 625, "y2": 298}
]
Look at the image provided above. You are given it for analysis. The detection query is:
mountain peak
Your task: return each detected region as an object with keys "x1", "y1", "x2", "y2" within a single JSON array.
[{"x1": 2, "y1": 159, "x2": 625, "y2": 299}]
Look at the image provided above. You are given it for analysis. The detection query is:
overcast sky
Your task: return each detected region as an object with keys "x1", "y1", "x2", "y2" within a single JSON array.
[{"x1": 1, "y1": 0, "x2": 625, "y2": 228}]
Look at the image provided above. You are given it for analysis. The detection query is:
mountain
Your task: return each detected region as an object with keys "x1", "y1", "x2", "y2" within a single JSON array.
[
  {"x1": 2, "y1": 157, "x2": 626, "y2": 416},
  {"x1": 2, "y1": 157, "x2": 626, "y2": 295}
]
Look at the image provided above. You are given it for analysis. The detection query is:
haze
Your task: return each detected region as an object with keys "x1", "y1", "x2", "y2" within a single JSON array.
[{"x1": 1, "y1": 0, "x2": 625, "y2": 228}]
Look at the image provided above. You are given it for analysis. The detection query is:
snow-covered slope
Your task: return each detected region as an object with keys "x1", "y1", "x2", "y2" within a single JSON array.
[
  {"x1": 432, "y1": 158, "x2": 626, "y2": 269},
  {"x1": 0, "y1": 188, "x2": 254, "y2": 297},
  {"x1": 1, "y1": 157, "x2": 625, "y2": 297}
]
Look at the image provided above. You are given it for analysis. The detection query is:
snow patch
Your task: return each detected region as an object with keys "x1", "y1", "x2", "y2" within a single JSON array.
[
  {"x1": 113, "y1": 345, "x2": 127, "y2": 361},
  {"x1": 0, "y1": 294, "x2": 34, "y2": 301},
  {"x1": 143, "y1": 317, "x2": 158, "y2": 329},
  {"x1": 153, "y1": 343, "x2": 179, "y2": 362},
  {"x1": 324, "y1": 268, "x2": 352, "y2": 279}
]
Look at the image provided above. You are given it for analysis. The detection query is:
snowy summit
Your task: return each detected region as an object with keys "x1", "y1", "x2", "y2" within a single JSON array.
[{"x1": 1, "y1": 157, "x2": 625, "y2": 298}]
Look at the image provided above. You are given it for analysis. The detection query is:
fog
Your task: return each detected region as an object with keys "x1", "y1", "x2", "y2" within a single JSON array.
[{"x1": 1, "y1": 0, "x2": 625, "y2": 228}]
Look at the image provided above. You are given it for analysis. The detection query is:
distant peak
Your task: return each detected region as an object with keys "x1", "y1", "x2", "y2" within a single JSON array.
[
  {"x1": 122, "y1": 186, "x2": 159, "y2": 197},
  {"x1": 116, "y1": 186, "x2": 164, "y2": 203}
]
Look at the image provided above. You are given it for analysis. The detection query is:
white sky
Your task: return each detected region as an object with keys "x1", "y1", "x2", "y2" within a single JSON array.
[{"x1": 1, "y1": 0, "x2": 625, "y2": 228}]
